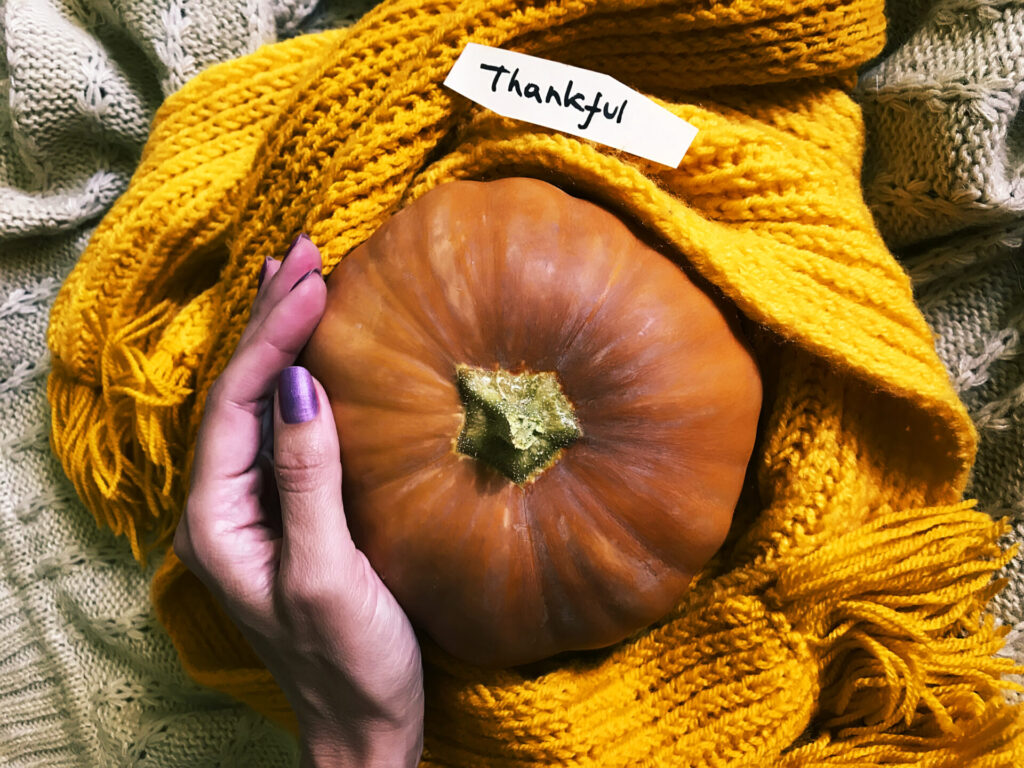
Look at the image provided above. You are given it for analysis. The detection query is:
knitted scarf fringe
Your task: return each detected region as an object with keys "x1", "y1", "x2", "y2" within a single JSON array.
[
  {"x1": 779, "y1": 507, "x2": 1019, "y2": 733},
  {"x1": 49, "y1": 301, "x2": 187, "y2": 561}
]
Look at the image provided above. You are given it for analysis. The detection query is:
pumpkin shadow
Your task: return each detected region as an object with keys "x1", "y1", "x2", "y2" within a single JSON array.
[
  {"x1": 468, "y1": 454, "x2": 517, "y2": 497},
  {"x1": 513, "y1": 644, "x2": 620, "y2": 680}
]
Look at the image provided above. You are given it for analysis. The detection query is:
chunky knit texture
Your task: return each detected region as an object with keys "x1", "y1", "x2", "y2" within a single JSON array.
[
  {"x1": 857, "y1": 0, "x2": 1024, "y2": 680},
  {"x1": 42, "y1": 0, "x2": 1024, "y2": 764},
  {"x1": 0, "y1": 1, "x2": 372, "y2": 765}
]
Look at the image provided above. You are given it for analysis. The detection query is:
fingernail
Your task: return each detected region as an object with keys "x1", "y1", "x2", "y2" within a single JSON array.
[
  {"x1": 257, "y1": 257, "x2": 271, "y2": 288},
  {"x1": 278, "y1": 366, "x2": 319, "y2": 424},
  {"x1": 291, "y1": 268, "x2": 320, "y2": 291},
  {"x1": 285, "y1": 233, "x2": 310, "y2": 261}
]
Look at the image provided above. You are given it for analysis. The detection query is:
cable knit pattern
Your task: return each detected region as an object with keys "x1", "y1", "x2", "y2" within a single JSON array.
[
  {"x1": 860, "y1": 1, "x2": 1024, "y2": 248},
  {"x1": 857, "y1": 0, "x2": 1024, "y2": 685},
  {"x1": 41, "y1": 0, "x2": 1024, "y2": 764},
  {"x1": 0, "y1": 1, "x2": 371, "y2": 765}
]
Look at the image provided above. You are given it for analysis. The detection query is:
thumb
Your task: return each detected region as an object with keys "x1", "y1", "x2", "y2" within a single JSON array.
[{"x1": 273, "y1": 366, "x2": 357, "y2": 584}]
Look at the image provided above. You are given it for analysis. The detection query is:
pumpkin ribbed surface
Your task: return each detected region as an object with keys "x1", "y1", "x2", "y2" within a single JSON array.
[{"x1": 301, "y1": 177, "x2": 761, "y2": 666}]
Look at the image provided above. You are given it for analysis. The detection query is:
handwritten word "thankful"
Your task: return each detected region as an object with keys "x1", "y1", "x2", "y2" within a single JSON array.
[
  {"x1": 479, "y1": 63, "x2": 627, "y2": 131},
  {"x1": 444, "y1": 43, "x2": 698, "y2": 167}
]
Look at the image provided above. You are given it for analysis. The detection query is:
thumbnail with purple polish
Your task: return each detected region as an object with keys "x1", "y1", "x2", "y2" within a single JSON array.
[{"x1": 279, "y1": 366, "x2": 318, "y2": 424}]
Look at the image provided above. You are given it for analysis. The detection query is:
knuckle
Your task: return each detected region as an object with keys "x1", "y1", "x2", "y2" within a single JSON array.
[{"x1": 274, "y1": 444, "x2": 333, "y2": 495}]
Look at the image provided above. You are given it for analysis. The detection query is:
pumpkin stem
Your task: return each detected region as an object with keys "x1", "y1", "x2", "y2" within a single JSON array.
[{"x1": 455, "y1": 364, "x2": 581, "y2": 484}]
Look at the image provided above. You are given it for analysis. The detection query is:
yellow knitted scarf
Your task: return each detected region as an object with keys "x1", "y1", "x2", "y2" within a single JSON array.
[{"x1": 46, "y1": 0, "x2": 1024, "y2": 763}]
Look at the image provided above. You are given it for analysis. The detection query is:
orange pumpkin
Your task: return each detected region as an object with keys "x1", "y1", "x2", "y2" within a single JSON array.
[{"x1": 301, "y1": 178, "x2": 762, "y2": 667}]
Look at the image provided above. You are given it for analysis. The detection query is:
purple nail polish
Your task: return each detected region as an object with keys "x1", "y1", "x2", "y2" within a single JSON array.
[
  {"x1": 291, "y1": 268, "x2": 320, "y2": 291},
  {"x1": 285, "y1": 233, "x2": 310, "y2": 261},
  {"x1": 278, "y1": 366, "x2": 318, "y2": 424},
  {"x1": 257, "y1": 257, "x2": 270, "y2": 288}
]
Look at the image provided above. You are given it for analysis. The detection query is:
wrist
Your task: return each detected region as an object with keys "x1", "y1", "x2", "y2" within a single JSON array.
[{"x1": 300, "y1": 720, "x2": 423, "y2": 768}]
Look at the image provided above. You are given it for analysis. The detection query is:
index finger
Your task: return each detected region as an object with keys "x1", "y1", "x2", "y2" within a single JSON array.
[{"x1": 191, "y1": 269, "x2": 327, "y2": 488}]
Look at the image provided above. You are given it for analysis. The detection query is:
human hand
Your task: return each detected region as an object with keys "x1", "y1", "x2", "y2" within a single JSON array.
[{"x1": 173, "y1": 235, "x2": 424, "y2": 768}]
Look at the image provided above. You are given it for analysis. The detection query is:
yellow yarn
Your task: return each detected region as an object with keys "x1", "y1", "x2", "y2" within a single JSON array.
[{"x1": 45, "y1": 0, "x2": 1024, "y2": 763}]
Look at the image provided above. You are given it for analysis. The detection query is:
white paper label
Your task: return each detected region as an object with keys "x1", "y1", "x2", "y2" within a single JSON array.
[{"x1": 444, "y1": 43, "x2": 698, "y2": 168}]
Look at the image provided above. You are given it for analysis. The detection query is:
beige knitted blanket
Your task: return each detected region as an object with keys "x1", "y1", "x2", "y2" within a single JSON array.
[{"x1": 1, "y1": 0, "x2": 1022, "y2": 765}]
